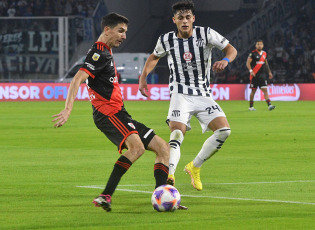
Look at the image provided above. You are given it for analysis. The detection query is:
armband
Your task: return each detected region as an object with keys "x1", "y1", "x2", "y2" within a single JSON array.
[{"x1": 222, "y1": 57, "x2": 230, "y2": 63}]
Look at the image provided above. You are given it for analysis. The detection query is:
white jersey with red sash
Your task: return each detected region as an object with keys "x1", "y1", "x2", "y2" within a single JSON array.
[{"x1": 248, "y1": 49, "x2": 267, "y2": 80}]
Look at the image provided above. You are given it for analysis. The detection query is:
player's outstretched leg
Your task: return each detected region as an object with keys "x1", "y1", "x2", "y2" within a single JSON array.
[
  {"x1": 185, "y1": 127, "x2": 231, "y2": 191},
  {"x1": 93, "y1": 155, "x2": 133, "y2": 212}
]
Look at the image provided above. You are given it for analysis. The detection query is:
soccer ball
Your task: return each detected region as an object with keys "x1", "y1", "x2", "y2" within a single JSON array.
[{"x1": 151, "y1": 184, "x2": 181, "y2": 212}]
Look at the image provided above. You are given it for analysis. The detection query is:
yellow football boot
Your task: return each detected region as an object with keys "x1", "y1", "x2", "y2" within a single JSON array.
[{"x1": 184, "y1": 161, "x2": 202, "y2": 191}]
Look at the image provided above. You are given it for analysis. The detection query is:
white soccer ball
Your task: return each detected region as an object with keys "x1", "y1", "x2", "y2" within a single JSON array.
[{"x1": 151, "y1": 184, "x2": 181, "y2": 212}]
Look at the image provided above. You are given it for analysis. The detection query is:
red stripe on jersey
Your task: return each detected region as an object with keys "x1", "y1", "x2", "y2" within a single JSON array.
[
  {"x1": 108, "y1": 117, "x2": 128, "y2": 136},
  {"x1": 96, "y1": 43, "x2": 104, "y2": 51},
  {"x1": 111, "y1": 115, "x2": 130, "y2": 134},
  {"x1": 80, "y1": 68, "x2": 95, "y2": 79},
  {"x1": 88, "y1": 87, "x2": 123, "y2": 116},
  {"x1": 96, "y1": 41, "x2": 111, "y2": 54},
  {"x1": 252, "y1": 51, "x2": 266, "y2": 75}
]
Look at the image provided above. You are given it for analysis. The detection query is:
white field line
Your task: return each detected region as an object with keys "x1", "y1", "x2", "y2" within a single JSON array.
[
  {"x1": 78, "y1": 180, "x2": 315, "y2": 188},
  {"x1": 76, "y1": 180, "x2": 315, "y2": 206},
  {"x1": 207, "y1": 180, "x2": 315, "y2": 185}
]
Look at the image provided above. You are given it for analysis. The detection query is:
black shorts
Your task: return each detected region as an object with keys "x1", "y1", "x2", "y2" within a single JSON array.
[
  {"x1": 92, "y1": 106, "x2": 156, "y2": 153},
  {"x1": 250, "y1": 74, "x2": 268, "y2": 89}
]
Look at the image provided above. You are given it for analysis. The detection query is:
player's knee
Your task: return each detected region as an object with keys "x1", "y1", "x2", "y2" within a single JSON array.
[
  {"x1": 170, "y1": 129, "x2": 184, "y2": 142},
  {"x1": 131, "y1": 145, "x2": 146, "y2": 159},
  {"x1": 155, "y1": 137, "x2": 169, "y2": 153},
  {"x1": 214, "y1": 127, "x2": 231, "y2": 141}
]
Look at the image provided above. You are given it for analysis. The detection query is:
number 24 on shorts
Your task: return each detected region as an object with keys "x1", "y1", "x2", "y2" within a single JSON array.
[{"x1": 205, "y1": 105, "x2": 222, "y2": 114}]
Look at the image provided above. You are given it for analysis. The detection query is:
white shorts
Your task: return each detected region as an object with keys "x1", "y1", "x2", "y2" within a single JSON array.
[{"x1": 167, "y1": 93, "x2": 226, "y2": 133}]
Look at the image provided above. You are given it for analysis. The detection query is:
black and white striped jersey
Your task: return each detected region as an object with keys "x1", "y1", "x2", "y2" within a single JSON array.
[{"x1": 153, "y1": 26, "x2": 229, "y2": 96}]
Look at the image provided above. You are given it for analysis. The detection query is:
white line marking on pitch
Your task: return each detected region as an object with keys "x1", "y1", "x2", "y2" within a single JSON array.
[
  {"x1": 76, "y1": 183, "x2": 315, "y2": 206},
  {"x1": 78, "y1": 180, "x2": 315, "y2": 188},
  {"x1": 207, "y1": 180, "x2": 315, "y2": 185}
]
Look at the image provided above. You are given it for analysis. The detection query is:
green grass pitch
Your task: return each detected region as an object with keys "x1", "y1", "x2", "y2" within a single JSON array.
[{"x1": 0, "y1": 100, "x2": 315, "y2": 229}]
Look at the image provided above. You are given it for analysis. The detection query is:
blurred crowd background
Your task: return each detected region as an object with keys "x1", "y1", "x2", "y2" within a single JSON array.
[
  {"x1": 0, "y1": 0, "x2": 314, "y2": 84},
  {"x1": 0, "y1": 0, "x2": 97, "y2": 17}
]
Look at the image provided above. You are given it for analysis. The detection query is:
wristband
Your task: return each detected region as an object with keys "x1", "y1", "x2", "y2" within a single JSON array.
[
  {"x1": 222, "y1": 57, "x2": 230, "y2": 63},
  {"x1": 249, "y1": 69, "x2": 253, "y2": 73}
]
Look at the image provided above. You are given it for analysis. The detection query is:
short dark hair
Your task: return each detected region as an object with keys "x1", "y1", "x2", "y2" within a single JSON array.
[
  {"x1": 172, "y1": 0, "x2": 195, "y2": 15},
  {"x1": 256, "y1": 39, "x2": 263, "y2": 43},
  {"x1": 101, "y1": 13, "x2": 129, "y2": 31}
]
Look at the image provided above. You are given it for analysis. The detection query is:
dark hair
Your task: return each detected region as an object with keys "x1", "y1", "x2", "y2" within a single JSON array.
[
  {"x1": 101, "y1": 13, "x2": 129, "y2": 31},
  {"x1": 256, "y1": 39, "x2": 263, "y2": 43},
  {"x1": 172, "y1": 0, "x2": 195, "y2": 15}
]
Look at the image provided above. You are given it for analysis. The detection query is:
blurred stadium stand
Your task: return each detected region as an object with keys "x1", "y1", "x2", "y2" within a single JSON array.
[{"x1": 0, "y1": 0, "x2": 314, "y2": 84}]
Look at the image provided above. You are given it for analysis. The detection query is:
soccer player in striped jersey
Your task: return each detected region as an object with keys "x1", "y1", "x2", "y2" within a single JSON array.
[
  {"x1": 139, "y1": 0, "x2": 237, "y2": 191},
  {"x1": 52, "y1": 13, "x2": 171, "y2": 212},
  {"x1": 246, "y1": 39, "x2": 275, "y2": 111}
]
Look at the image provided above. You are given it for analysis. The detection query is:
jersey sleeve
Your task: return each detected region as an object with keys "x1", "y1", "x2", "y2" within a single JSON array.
[
  {"x1": 206, "y1": 27, "x2": 229, "y2": 50},
  {"x1": 153, "y1": 36, "x2": 167, "y2": 58},
  {"x1": 81, "y1": 49, "x2": 110, "y2": 78}
]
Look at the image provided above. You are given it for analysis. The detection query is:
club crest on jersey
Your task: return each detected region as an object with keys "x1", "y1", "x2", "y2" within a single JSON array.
[
  {"x1": 183, "y1": 51, "x2": 193, "y2": 61},
  {"x1": 128, "y1": 122, "x2": 135, "y2": 129},
  {"x1": 92, "y1": 53, "x2": 100, "y2": 61}
]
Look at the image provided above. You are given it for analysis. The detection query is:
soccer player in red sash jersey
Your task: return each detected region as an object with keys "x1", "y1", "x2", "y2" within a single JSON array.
[
  {"x1": 52, "y1": 13, "x2": 171, "y2": 212},
  {"x1": 246, "y1": 39, "x2": 276, "y2": 111}
]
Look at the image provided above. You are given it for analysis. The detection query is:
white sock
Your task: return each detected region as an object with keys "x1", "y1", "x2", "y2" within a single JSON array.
[
  {"x1": 193, "y1": 128, "x2": 231, "y2": 168},
  {"x1": 168, "y1": 129, "x2": 184, "y2": 175}
]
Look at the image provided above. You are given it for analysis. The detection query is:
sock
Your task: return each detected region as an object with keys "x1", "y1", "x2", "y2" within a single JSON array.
[
  {"x1": 249, "y1": 101, "x2": 254, "y2": 108},
  {"x1": 193, "y1": 128, "x2": 231, "y2": 168},
  {"x1": 154, "y1": 163, "x2": 169, "y2": 188},
  {"x1": 168, "y1": 129, "x2": 184, "y2": 175},
  {"x1": 102, "y1": 155, "x2": 132, "y2": 196},
  {"x1": 266, "y1": 99, "x2": 271, "y2": 106}
]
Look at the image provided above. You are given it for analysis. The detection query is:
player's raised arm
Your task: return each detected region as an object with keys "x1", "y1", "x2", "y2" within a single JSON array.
[
  {"x1": 139, "y1": 54, "x2": 160, "y2": 97},
  {"x1": 52, "y1": 70, "x2": 89, "y2": 128}
]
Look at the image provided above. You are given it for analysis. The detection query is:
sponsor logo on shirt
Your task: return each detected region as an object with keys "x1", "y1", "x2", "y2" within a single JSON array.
[
  {"x1": 183, "y1": 51, "x2": 193, "y2": 61},
  {"x1": 109, "y1": 76, "x2": 118, "y2": 83},
  {"x1": 182, "y1": 61, "x2": 197, "y2": 71},
  {"x1": 85, "y1": 62, "x2": 95, "y2": 70}
]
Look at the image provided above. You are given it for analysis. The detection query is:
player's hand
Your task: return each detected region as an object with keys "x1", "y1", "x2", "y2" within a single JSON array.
[
  {"x1": 52, "y1": 109, "x2": 70, "y2": 128},
  {"x1": 212, "y1": 60, "x2": 228, "y2": 73},
  {"x1": 139, "y1": 79, "x2": 149, "y2": 97},
  {"x1": 251, "y1": 72, "x2": 256, "y2": 77}
]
